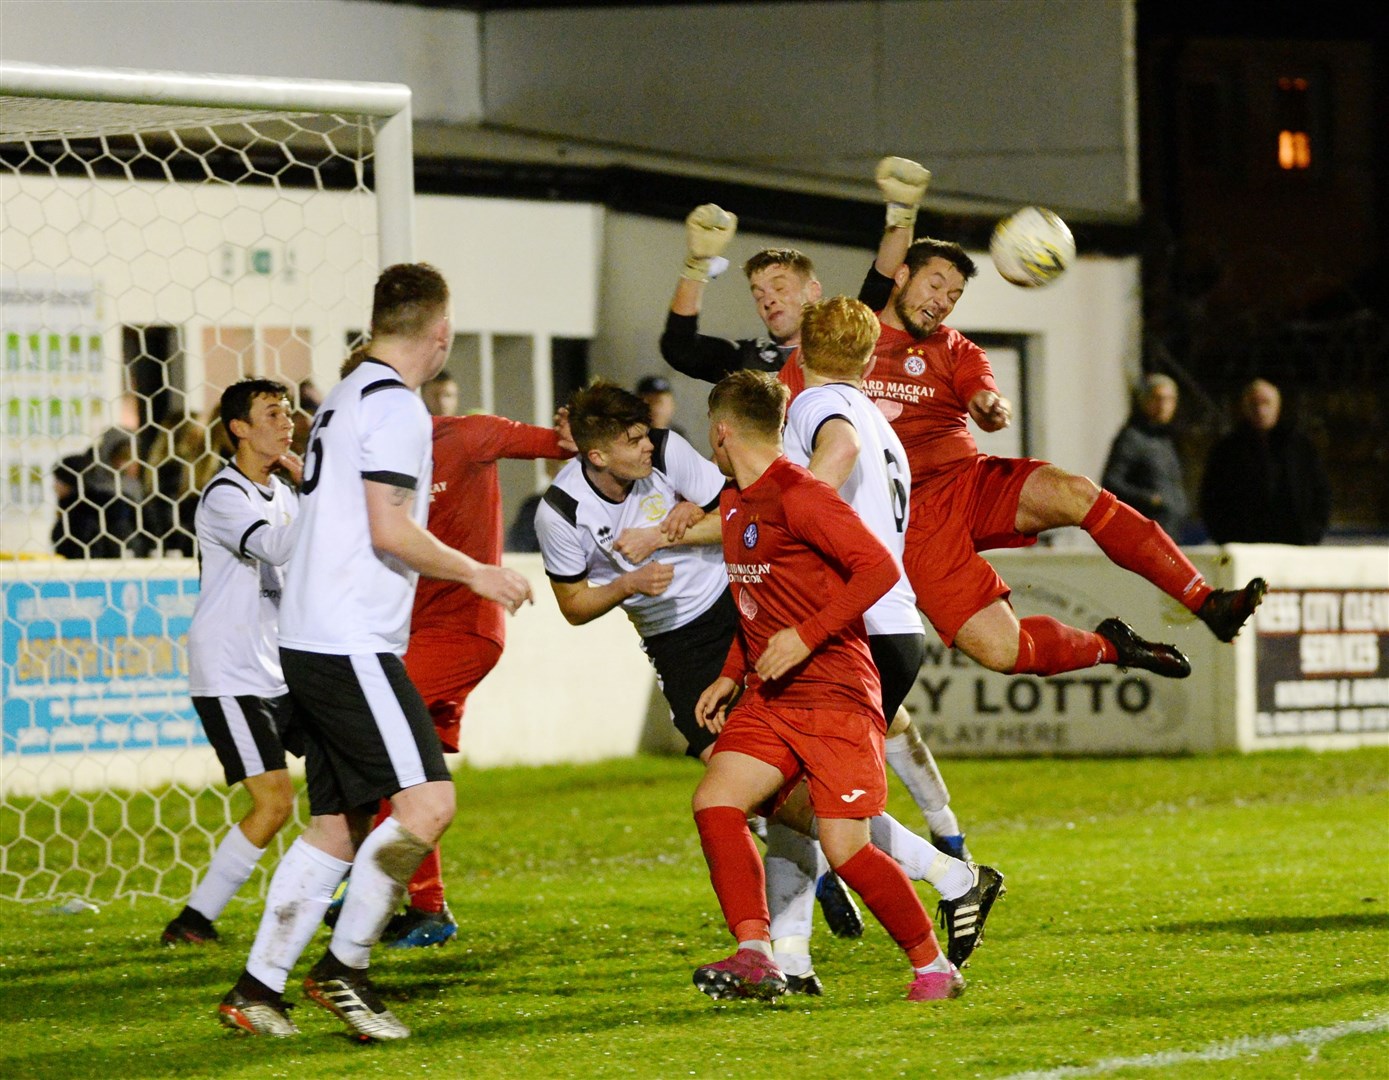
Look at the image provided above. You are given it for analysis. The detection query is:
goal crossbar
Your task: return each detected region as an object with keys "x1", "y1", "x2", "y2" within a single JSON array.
[{"x1": 0, "y1": 60, "x2": 417, "y2": 266}]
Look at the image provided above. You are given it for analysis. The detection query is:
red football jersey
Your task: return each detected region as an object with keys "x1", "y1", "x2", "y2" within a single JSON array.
[
  {"x1": 411, "y1": 415, "x2": 568, "y2": 644},
  {"x1": 863, "y1": 319, "x2": 997, "y2": 492},
  {"x1": 776, "y1": 347, "x2": 805, "y2": 401},
  {"x1": 718, "y1": 456, "x2": 897, "y2": 718}
]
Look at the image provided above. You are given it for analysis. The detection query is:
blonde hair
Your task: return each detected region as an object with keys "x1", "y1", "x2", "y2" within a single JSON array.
[{"x1": 799, "y1": 296, "x2": 879, "y2": 380}]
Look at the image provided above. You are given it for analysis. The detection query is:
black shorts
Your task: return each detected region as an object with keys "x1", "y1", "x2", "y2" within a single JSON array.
[
  {"x1": 192, "y1": 694, "x2": 299, "y2": 786},
  {"x1": 641, "y1": 589, "x2": 738, "y2": 759},
  {"x1": 869, "y1": 632, "x2": 926, "y2": 721},
  {"x1": 280, "y1": 648, "x2": 450, "y2": 817}
]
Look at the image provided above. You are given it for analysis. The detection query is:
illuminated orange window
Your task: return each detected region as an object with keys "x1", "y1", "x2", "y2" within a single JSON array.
[{"x1": 1276, "y1": 76, "x2": 1312, "y2": 170}]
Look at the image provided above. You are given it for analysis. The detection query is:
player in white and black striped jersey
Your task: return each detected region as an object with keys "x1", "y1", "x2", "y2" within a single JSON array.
[
  {"x1": 535, "y1": 381, "x2": 730, "y2": 760},
  {"x1": 161, "y1": 378, "x2": 303, "y2": 948},
  {"x1": 218, "y1": 264, "x2": 532, "y2": 1042}
]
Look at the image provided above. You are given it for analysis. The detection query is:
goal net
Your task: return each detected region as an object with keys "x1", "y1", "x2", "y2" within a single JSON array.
[{"x1": 0, "y1": 62, "x2": 414, "y2": 903}]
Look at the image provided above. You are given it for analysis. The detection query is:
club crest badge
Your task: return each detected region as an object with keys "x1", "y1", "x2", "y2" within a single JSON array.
[
  {"x1": 742, "y1": 522, "x2": 758, "y2": 549},
  {"x1": 737, "y1": 588, "x2": 758, "y2": 620},
  {"x1": 905, "y1": 355, "x2": 926, "y2": 376}
]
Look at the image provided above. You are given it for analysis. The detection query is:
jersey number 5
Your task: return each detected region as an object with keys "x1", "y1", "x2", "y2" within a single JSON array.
[{"x1": 299, "y1": 409, "x2": 335, "y2": 495}]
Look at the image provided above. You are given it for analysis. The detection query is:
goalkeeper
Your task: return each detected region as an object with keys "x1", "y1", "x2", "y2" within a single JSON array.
[
  {"x1": 161, "y1": 379, "x2": 304, "y2": 946},
  {"x1": 658, "y1": 155, "x2": 930, "y2": 395}
]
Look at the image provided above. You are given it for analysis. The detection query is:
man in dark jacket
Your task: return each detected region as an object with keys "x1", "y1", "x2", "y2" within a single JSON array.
[
  {"x1": 51, "y1": 427, "x2": 145, "y2": 558},
  {"x1": 1200, "y1": 378, "x2": 1331, "y2": 545},
  {"x1": 1102, "y1": 374, "x2": 1188, "y2": 538}
]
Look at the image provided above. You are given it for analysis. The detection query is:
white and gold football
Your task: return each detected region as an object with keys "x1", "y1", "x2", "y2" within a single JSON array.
[{"x1": 989, "y1": 206, "x2": 1076, "y2": 288}]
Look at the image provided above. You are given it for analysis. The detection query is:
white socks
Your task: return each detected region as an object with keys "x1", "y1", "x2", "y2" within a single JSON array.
[
  {"x1": 764, "y1": 822, "x2": 824, "y2": 977},
  {"x1": 187, "y1": 824, "x2": 265, "y2": 922},
  {"x1": 868, "y1": 814, "x2": 973, "y2": 900},
  {"x1": 329, "y1": 817, "x2": 432, "y2": 969},
  {"x1": 884, "y1": 727, "x2": 951, "y2": 814},
  {"x1": 245, "y1": 837, "x2": 351, "y2": 993},
  {"x1": 914, "y1": 950, "x2": 954, "y2": 975},
  {"x1": 924, "y1": 805, "x2": 965, "y2": 844},
  {"x1": 738, "y1": 939, "x2": 774, "y2": 959}
]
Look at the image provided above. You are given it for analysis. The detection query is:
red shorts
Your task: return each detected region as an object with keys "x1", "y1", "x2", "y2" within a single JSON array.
[
  {"x1": 904, "y1": 455, "x2": 1048, "y2": 646},
  {"x1": 402, "y1": 633, "x2": 503, "y2": 753},
  {"x1": 712, "y1": 697, "x2": 887, "y2": 820}
]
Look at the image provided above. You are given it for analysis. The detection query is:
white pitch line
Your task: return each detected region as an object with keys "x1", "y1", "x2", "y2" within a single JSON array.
[{"x1": 998, "y1": 1014, "x2": 1389, "y2": 1080}]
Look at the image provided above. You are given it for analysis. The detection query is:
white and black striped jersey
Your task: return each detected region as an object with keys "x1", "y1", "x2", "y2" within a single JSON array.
[
  {"x1": 187, "y1": 464, "x2": 300, "y2": 698},
  {"x1": 784, "y1": 381, "x2": 922, "y2": 636},
  {"x1": 279, "y1": 357, "x2": 432, "y2": 656},
  {"x1": 535, "y1": 428, "x2": 727, "y2": 638}
]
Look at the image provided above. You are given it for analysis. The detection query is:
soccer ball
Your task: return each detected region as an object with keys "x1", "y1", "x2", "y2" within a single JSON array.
[{"x1": 989, "y1": 207, "x2": 1076, "y2": 288}]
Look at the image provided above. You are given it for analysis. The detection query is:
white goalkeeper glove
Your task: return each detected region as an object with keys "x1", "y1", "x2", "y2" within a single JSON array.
[
  {"x1": 682, "y1": 203, "x2": 737, "y2": 282},
  {"x1": 876, "y1": 156, "x2": 931, "y2": 231}
]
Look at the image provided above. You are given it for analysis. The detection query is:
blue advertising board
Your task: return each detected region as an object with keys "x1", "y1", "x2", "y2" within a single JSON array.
[{"x1": 2, "y1": 572, "x2": 203, "y2": 756}]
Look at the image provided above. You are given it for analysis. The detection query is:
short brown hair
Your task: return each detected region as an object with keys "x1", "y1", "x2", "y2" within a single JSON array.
[
  {"x1": 799, "y1": 297, "x2": 879, "y2": 380},
  {"x1": 742, "y1": 248, "x2": 816, "y2": 282},
  {"x1": 708, "y1": 370, "x2": 788, "y2": 439},
  {"x1": 567, "y1": 380, "x2": 652, "y2": 454},
  {"x1": 902, "y1": 238, "x2": 977, "y2": 281},
  {"x1": 370, "y1": 262, "x2": 450, "y2": 339}
]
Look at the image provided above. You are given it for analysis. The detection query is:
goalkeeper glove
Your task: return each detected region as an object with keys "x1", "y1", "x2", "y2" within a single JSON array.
[
  {"x1": 682, "y1": 203, "x2": 737, "y2": 282},
  {"x1": 876, "y1": 156, "x2": 931, "y2": 231}
]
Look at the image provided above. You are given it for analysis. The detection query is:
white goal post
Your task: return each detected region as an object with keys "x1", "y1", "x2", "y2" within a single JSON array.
[{"x1": 0, "y1": 61, "x2": 414, "y2": 902}]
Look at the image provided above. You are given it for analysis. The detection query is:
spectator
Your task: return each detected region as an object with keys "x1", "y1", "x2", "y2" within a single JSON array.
[
  {"x1": 636, "y1": 374, "x2": 683, "y2": 434},
  {"x1": 421, "y1": 370, "x2": 460, "y2": 417},
  {"x1": 1101, "y1": 374, "x2": 1188, "y2": 539},
  {"x1": 505, "y1": 458, "x2": 562, "y2": 553},
  {"x1": 51, "y1": 427, "x2": 145, "y2": 558},
  {"x1": 1199, "y1": 378, "x2": 1331, "y2": 545},
  {"x1": 144, "y1": 415, "x2": 222, "y2": 556}
]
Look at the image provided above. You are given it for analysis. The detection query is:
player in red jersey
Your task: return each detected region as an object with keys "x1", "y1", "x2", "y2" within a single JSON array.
[
  {"x1": 331, "y1": 396, "x2": 575, "y2": 948},
  {"x1": 689, "y1": 370, "x2": 964, "y2": 1004},
  {"x1": 660, "y1": 159, "x2": 979, "y2": 866},
  {"x1": 867, "y1": 238, "x2": 1266, "y2": 677}
]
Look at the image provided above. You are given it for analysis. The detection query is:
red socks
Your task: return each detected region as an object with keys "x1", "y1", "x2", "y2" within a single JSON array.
[
  {"x1": 372, "y1": 800, "x2": 445, "y2": 914},
  {"x1": 694, "y1": 806, "x2": 770, "y2": 941},
  {"x1": 835, "y1": 843, "x2": 940, "y2": 967},
  {"x1": 1083, "y1": 490, "x2": 1210, "y2": 611},
  {"x1": 1013, "y1": 615, "x2": 1115, "y2": 674}
]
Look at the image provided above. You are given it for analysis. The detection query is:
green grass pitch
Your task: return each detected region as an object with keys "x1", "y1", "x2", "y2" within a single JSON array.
[{"x1": 2, "y1": 749, "x2": 1386, "y2": 1079}]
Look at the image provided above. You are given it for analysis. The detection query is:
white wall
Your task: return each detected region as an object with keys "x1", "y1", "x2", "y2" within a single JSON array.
[
  {"x1": 415, "y1": 195, "x2": 602, "y2": 338},
  {"x1": 595, "y1": 210, "x2": 1141, "y2": 513},
  {"x1": 0, "y1": 167, "x2": 605, "y2": 554}
]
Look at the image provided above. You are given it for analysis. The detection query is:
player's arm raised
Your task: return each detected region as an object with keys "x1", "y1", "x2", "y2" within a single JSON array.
[
  {"x1": 364, "y1": 478, "x2": 532, "y2": 613},
  {"x1": 548, "y1": 562, "x2": 673, "y2": 626},
  {"x1": 660, "y1": 204, "x2": 747, "y2": 382},
  {"x1": 874, "y1": 155, "x2": 930, "y2": 277}
]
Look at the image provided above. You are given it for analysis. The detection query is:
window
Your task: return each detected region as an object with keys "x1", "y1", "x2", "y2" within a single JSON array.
[{"x1": 1276, "y1": 76, "x2": 1313, "y2": 171}]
